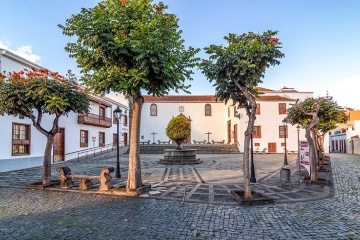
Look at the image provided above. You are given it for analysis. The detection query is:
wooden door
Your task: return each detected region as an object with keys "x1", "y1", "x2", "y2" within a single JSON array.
[
  {"x1": 268, "y1": 142, "x2": 276, "y2": 153},
  {"x1": 124, "y1": 132, "x2": 128, "y2": 146},
  {"x1": 233, "y1": 124, "x2": 238, "y2": 145},
  {"x1": 227, "y1": 120, "x2": 231, "y2": 144},
  {"x1": 53, "y1": 128, "x2": 65, "y2": 162},
  {"x1": 113, "y1": 133, "x2": 118, "y2": 146}
]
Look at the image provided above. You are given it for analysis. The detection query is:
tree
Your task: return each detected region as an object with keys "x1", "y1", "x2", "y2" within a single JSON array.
[
  {"x1": 59, "y1": 0, "x2": 199, "y2": 190},
  {"x1": 0, "y1": 69, "x2": 89, "y2": 184},
  {"x1": 286, "y1": 96, "x2": 347, "y2": 181},
  {"x1": 200, "y1": 31, "x2": 284, "y2": 199},
  {"x1": 166, "y1": 115, "x2": 191, "y2": 150}
]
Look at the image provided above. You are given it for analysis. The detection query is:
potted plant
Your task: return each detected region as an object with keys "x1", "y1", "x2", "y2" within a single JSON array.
[
  {"x1": 166, "y1": 114, "x2": 191, "y2": 150},
  {"x1": 262, "y1": 148, "x2": 267, "y2": 154}
]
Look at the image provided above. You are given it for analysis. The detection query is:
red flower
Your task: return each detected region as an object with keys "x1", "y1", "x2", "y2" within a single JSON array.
[
  {"x1": 121, "y1": 0, "x2": 126, "y2": 5},
  {"x1": 269, "y1": 38, "x2": 279, "y2": 44},
  {"x1": 155, "y1": 5, "x2": 162, "y2": 11}
]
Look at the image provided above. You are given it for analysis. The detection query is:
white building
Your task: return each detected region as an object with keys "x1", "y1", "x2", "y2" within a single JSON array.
[
  {"x1": 0, "y1": 48, "x2": 129, "y2": 172},
  {"x1": 141, "y1": 87, "x2": 313, "y2": 153}
]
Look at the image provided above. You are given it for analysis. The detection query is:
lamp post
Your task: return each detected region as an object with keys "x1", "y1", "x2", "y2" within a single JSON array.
[
  {"x1": 297, "y1": 125, "x2": 301, "y2": 174},
  {"x1": 113, "y1": 106, "x2": 122, "y2": 178},
  {"x1": 282, "y1": 119, "x2": 288, "y2": 166}
]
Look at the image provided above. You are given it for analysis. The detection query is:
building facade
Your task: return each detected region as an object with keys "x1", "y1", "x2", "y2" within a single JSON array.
[
  {"x1": 141, "y1": 87, "x2": 313, "y2": 153},
  {"x1": 0, "y1": 49, "x2": 129, "y2": 172}
]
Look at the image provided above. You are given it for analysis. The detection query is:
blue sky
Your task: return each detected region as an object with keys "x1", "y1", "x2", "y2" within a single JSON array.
[{"x1": 1, "y1": 0, "x2": 359, "y2": 109}]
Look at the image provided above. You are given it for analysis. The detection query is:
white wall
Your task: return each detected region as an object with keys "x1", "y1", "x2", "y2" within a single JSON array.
[
  {"x1": 141, "y1": 101, "x2": 227, "y2": 143},
  {"x1": 233, "y1": 101, "x2": 306, "y2": 153}
]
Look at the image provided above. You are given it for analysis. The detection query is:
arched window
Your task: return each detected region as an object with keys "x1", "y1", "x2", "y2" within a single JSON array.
[
  {"x1": 205, "y1": 104, "x2": 211, "y2": 116},
  {"x1": 150, "y1": 104, "x2": 157, "y2": 116}
]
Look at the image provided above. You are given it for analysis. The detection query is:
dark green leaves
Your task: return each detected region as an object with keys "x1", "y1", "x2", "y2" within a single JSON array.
[{"x1": 59, "y1": 0, "x2": 200, "y2": 97}]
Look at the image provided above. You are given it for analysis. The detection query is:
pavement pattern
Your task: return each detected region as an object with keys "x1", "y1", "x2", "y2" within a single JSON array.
[{"x1": 0, "y1": 152, "x2": 359, "y2": 239}]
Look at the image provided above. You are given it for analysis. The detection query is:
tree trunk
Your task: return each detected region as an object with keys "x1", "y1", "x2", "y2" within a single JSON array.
[
  {"x1": 305, "y1": 127, "x2": 317, "y2": 181},
  {"x1": 43, "y1": 135, "x2": 54, "y2": 185},
  {"x1": 126, "y1": 92, "x2": 143, "y2": 189},
  {"x1": 243, "y1": 119, "x2": 253, "y2": 199}
]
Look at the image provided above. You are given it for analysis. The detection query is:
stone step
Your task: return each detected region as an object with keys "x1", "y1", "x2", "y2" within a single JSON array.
[{"x1": 125, "y1": 144, "x2": 241, "y2": 154}]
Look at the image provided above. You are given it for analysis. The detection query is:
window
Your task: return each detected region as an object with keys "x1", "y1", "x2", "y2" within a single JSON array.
[
  {"x1": 12, "y1": 123, "x2": 31, "y2": 155},
  {"x1": 279, "y1": 103, "x2": 287, "y2": 114},
  {"x1": 99, "y1": 106, "x2": 106, "y2": 120},
  {"x1": 124, "y1": 115, "x2": 128, "y2": 126},
  {"x1": 234, "y1": 106, "x2": 237, "y2": 117},
  {"x1": 205, "y1": 104, "x2": 212, "y2": 116},
  {"x1": 150, "y1": 104, "x2": 157, "y2": 116},
  {"x1": 113, "y1": 133, "x2": 118, "y2": 146},
  {"x1": 80, "y1": 130, "x2": 88, "y2": 147},
  {"x1": 252, "y1": 126, "x2": 261, "y2": 138},
  {"x1": 228, "y1": 107, "x2": 230, "y2": 117},
  {"x1": 256, "y1": 104, "x2": 260, "y2": 115},
  {"x1": 254, "y1": 143, "x2": 260, "y2": 147},
  {"x1": 279, "y1": 126, "x2": 288, "y2": 138},
  {"x1": 99, "y1": 132, "x2": 105, "y2": 147}
]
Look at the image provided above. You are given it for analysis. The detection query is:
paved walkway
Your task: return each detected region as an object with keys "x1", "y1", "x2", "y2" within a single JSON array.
[{"x1": 0, "y1": 153, "x2": 359, "y2": 239}]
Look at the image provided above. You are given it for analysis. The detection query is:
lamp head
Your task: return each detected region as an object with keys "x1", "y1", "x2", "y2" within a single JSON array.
[{"x1": 113, "y1": 106, "x2": 122, "y2": 119}]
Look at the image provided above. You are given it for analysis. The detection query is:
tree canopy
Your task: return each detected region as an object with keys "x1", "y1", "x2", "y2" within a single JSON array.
[
  {"x1": 58, "y1": 0, "x2": 199, "y2": 96},
  {"x1": 59, "y1": 0, "x2": 199, "y2": 190},
  {"x1": 286, "y1": 96, "x2": 347, "y2": 180},
  {"x1": 166, "y1": 114, "x2": 191, "y2": 150},
  {"x1": 200, "y1": 30, "x2": 284, "y2": 199},
  {"x1": 0, "y1": 68, "x2": 89, "y2": 184}
]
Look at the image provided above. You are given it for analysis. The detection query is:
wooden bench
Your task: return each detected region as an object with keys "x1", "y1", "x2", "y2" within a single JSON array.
[
  {"x1": 193, "y1": 140, "x2": 206, "y2": 144},
  {"x1": 158, "y1": 140, "x2": 171, "y2": 144},
  {"x1": 212, "y1": 140, "x2": 225, "y2": 144},
  {"x1": 140, "y1": 140, "x2": 151, "y2": 145},
  {"x1": 56, "y1": 166, "x2": 114, "y2": 191}
]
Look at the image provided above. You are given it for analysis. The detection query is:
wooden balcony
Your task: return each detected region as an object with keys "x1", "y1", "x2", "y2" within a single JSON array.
[{"x1": 78, "y1": 113, "x2": 112, "y2": 128}]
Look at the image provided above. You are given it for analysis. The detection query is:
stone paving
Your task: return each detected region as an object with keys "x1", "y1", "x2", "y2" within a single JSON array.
[{"x1": 0, "y1": 153, "x2": 359, "y2": 239}]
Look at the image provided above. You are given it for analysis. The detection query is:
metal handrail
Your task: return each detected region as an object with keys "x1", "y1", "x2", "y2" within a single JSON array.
[{"x1": 64, "y1": 142, "x2": 124, "y2": 162}]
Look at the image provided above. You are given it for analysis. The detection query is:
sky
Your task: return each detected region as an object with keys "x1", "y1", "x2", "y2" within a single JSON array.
[{"x1": 1, "y1": 0, "x2": 359, "y2": 109}]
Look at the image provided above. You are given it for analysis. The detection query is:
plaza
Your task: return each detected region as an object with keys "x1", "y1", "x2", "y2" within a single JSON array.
[{"x1": 0, "y1": 152, "x2": 359, "y2": 239}]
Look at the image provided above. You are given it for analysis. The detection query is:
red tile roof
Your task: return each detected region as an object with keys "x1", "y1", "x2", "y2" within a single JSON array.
[
  {"x1": 256, "y1": 95, "x2": 296, "y2": 101},
  {"x1": 255, "y1": 87, "x2": 274, "y2": 92},
  {"x1": 143, "y1": 95, "x2": 295, "y2": 102},
  {"x1": 143, "y1": 95, "x2": 218, "y2": 102},
  {"x1": 89, "y1": 95, "x2": 112, "y2": 107}
]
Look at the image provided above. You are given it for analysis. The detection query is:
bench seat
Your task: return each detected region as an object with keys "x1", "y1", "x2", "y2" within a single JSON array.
[{"x1": 57, "y1": 167, "x2": 114, "y2": 191}]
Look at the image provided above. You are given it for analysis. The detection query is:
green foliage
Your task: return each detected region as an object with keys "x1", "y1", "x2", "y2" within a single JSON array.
[
  {"x1": 58, "y1": 0, "x2": 200, "y2": 97},
  {"x1": 286, "y1": 96, "x2": 348, "y2": 133},
  {"x1": 200, "y1": 30, "x2": 284, "y2": 105},
  {"x1": 166, "y1": 115, "x2": 190, "y2": 143},
  {"x1": 0, "y1": 69, "x2": 89, "y2": 122}
]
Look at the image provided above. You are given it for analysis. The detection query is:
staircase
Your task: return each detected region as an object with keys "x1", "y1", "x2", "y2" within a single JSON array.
[{"x1": 125, "y1": 144, "x2": 241, "y2": 154}]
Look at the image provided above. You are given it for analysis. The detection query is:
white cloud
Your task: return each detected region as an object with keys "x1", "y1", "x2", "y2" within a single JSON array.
[
  {"x1": 0, "y1": 40, "x2": 41, "y2": 63},
  {"x1": 12, "y1": 45, "x2": 41, "y2": 63},
  {"x1": 0, "y1": 40, "x2": 9, "y2": 50}
]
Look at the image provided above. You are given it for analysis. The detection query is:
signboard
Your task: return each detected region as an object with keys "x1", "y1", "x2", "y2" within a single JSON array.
[{"x1": 299, "y1": 140, "x2": 310, "y2": 175}]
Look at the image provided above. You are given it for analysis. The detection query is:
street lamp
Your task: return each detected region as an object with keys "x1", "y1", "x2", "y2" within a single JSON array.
[
  {"x1": 297, "y1": 125, "x2": 301, "y2": 174},
  {"x1": 113, "y1": 106, "x2": 122, "y2": 179},
  {"x1": 282, "y1": 119, "x2": 288, "y2": 166}
]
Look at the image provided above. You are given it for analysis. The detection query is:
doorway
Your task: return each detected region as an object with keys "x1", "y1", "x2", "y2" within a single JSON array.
[
  {"x1": 233, "y1": 124, "x2": 238, "y2": 145},
  {"x1": 53, "y1": 128, "x2": 65, "y2": 162},
  {"x1": 227, "y1": 120, "x2": 231, "y2": 144},
  {"x1": 268, "y1": 142, "x2": 276, "y2": 153},
  {"x1": 124, "y1": 132, "x2": 128, "y2": 146}
]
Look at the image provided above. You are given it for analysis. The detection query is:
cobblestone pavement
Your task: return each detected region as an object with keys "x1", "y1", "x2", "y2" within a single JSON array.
[{"x1": 0, "y1": 153, "x2": 359, "y2": 239}]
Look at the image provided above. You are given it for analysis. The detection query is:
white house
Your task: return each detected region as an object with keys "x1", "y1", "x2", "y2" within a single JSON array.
[
  {"x1": 141, "y1": 87, "x2": 313, "y2": 153},
  {"x1": 0, "y1": 48, "x2": 129, "y2": 172}
]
